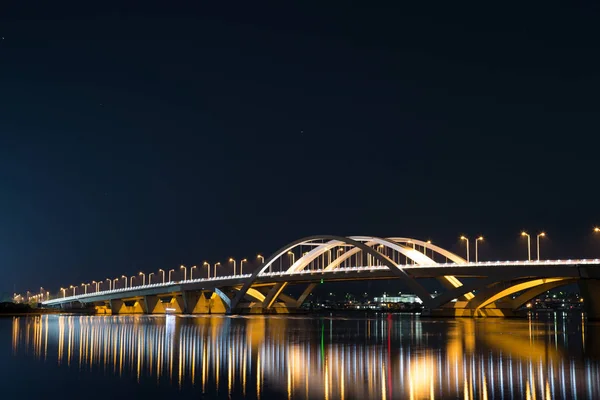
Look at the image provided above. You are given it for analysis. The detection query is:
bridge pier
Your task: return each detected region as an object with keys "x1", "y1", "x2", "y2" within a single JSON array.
[{"x1": 579, "y1": 279, "x2": 600, "y2": 320}]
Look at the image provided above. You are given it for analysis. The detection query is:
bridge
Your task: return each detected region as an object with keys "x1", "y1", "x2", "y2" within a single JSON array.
[{"x1": 41, "y1": 235, "x2": 600, "y2": 318}]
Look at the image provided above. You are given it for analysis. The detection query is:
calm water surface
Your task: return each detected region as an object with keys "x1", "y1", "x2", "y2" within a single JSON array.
[{"x1": 1, "y1": 313, "x2": 599, "y2": 399}]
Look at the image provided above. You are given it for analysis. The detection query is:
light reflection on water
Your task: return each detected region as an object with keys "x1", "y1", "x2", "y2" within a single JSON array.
[{"x1": 7, "y1": 313, "x2": 600, "y2": 399}]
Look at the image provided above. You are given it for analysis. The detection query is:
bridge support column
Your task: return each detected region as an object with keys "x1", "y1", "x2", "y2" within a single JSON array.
[
  {"x1": 109, "y1": 299, "x2": 124, "y2": 314},
  {"x1": 144, "y1": 295, "x2": 161, "y2": 314},
  {"x1": 579, "y1": 279, "x2": 600, "y2": 320}
]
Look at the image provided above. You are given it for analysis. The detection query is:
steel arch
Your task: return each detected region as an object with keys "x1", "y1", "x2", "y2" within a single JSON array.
[{"x1": 229, "y1": 235, "x2": 436, "y2": 311}]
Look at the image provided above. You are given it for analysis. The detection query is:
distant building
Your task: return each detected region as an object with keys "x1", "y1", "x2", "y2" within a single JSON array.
[{"x1": 374, "y1": 294, "x2": 422, "y2": 304}]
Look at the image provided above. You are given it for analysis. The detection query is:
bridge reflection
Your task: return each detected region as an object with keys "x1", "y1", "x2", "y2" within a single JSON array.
[{"x1": 11, "y1": 314, "x2": 600, "y2": 399}]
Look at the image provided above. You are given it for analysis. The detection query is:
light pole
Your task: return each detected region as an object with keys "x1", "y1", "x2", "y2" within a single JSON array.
[
  {"x1": 139, "y1": 272, "x2": 146, "y2": 285},
  {"x1": 425, "y1": 240, "x2": 432, "y2": 258},
  {"x1": 337, "y1": 248, "x2": 344, "y2": 268},
  {"x1": 257, "y1": 254, "x2": 266, "y2": 272},
  {"x1": 92, "y1": 281, "x2": 99, "y2": 292},
  {"x1": 70, "y1": 285, "x2": 76, "y2": 296},
  {"x1": 122, "y1": 275, "x2": 128, "y2": 288},
  {"x1": 229, "y1": 258, "x2": 236, "y2": 275},
  {"x1": 521, "y1": 232, "x2": 531, "y2": 261},
  {"x1": 287, "y1": 251, "x2": 295, "y2": 266},
  {"x1": 536, "y1": 232, "x2": 546, "y2": 261},
  {"x1": 475, "y1": 236, "x2": 484, "y2": 263},
  {"x1": 214, "y1": 262, "x2": 221, "y2": 277},
  {"x1": 159, "y1": 269, "x2": 165, "y2": 284},
  {"x1": 180, "y1": 265, "x2": 187, "y2": 281},
  {"x1": 460, "y1": 236, "x2": 470, "y2": 263},
  {"x1": 130, "y1": 276, "x2": 135, "y2": 287},
  {"x1": 168, "y1": 269, "x2": 175, "y2": 282},
  {"x1": 113, "y1": 278, "x2": 119, "y2": 289},
  {"x1": 82, "y1": 283, "x2": 89, "y2": 294},
  {"x1": 203, "y1": 261, "x2": 210, "y2": 278},
  {"x1": 61, "y1": 288, "x2": 66, "y2": 298},
  {"x1": 148, "y1": 273, "x2": 154, "y2": 284},
  {"x1": 106, "y1": 278, "x2": 112, "y2": 290},
  {"x1": 241, "y1": 259, "x2": 247, "y2": 275},
  {"x1": 191, "y1": 266, "x2": 197, "y2": 280}
]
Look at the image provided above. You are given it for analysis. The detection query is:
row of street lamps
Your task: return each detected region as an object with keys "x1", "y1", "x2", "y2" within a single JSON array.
[
  {"x1": 58, "y1": 255, "x2": 266, "y2": 298},
  {"x1": 48, "y1": 228, "x2": 600, "y2": 298},
  {"x1": 459, "y1": 232, "x2": 547, "y2": 263}
]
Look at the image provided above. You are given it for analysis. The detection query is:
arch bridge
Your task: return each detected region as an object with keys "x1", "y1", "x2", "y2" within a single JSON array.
[{"x1": 42, "y1": 235, "x2": 600, "y2": 318}]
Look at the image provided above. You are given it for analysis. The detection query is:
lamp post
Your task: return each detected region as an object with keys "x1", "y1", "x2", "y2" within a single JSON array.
[
  {"x1": 130, "y1": 276, "x2": 135, "y2": 287},
  {"x1": 537, "y1": 232, "x2": 546, "y2": 261},
  {"x1": 61, "y1": 288, "x2": 66, "y2": 298},
  {"x1": 92, "y1": 281, "x2": 100, "y2": 292},
  {"x1": 214, "y1": 262, "x2": 221, "y2": 278},
  {"x1": 180, "y1": 265, "x2": 187, "y2": 281},
  {"x1": 168, "y1": 269, "x2": 175, "y2": 282},
  {"x1": 337, "y1": 248, "x2": 344, "y2": 268},
  {"x1": 122, "y1": 275, "x2": 128, "y2": 288},
  {"x1": 521, "y1": 232, "x2": 531, "y2": 261},
  {"x1": 257, "y1": 254, "x2": 266, "y2": 272},
  {"x1": 139, "y1": 272, "x2": 146, "y2": 286},
  {"x1": 148, "y1": 273, "x2": 154, "y2": 284},
  {"x1": 113, "y1": 278, "x2": 119, "y2": 289},
  {"x1": 106, "y1": 278, "x2": 112, "y2": 290},
  {"x1": 70, "y1": 285, "x2": 76, "y2": 296},
  {"x1": 475, "y1": 236, "x2": 484, "y2": 263},
  {"x1": 203, "y1": 262, "x2": 210, "y2": 278},
  {"x1": 460, "y1": 236, "x2": 469, "y2": 263},
  {"x1": 82, "y1": 283, "x2": 89, "y2": 294},
  {"x1": 159, "y1": 269, "x2": 165, "y2": 284},
  {"x1": 229, "y1": 258, "x2": 236, "y2": 275},
  {"x1": 241, "y1": 259, "x2": 247, "y2": 275},
  {"x1": 190, "y1": 266, "x2": 197, "y2": 280},
  {"x1": 287, "y1": 251, "x2": 295, "y2": 266}
]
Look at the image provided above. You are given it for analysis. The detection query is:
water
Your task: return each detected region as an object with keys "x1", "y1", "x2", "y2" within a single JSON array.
[{"x1": 1, "y1": 313, "x2": 599, "y2": 399}]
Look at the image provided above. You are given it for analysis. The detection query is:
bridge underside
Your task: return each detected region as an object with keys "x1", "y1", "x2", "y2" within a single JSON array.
[{"x1": 58, "y1": 274, "x2": 600, "y2": 319}]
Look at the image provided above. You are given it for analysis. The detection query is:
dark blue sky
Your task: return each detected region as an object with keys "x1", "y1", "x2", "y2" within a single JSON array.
[{"x1": 2, "y1": 2, "x2": 600, "y2": 293}]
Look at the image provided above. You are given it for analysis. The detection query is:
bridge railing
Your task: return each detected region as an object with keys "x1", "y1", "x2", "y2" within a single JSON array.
[
  {"x1": 43, "y1": 259, "x2": 600, "y2": 305},
  {"x1": 43, "y1": 273, "x2": 252, "y2": 305}
]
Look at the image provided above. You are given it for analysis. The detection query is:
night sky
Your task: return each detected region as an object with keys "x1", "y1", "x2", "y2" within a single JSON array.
[{"x1": 2, "y1": 3, "x2": 600, "y2": 294}]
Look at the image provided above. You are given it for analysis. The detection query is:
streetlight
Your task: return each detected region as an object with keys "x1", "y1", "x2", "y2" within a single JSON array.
[
  {"x1": 60, "y1": 288, "x2": 66, "y2": 298},
  {"x1": 460, "y1": 236, "x2": 469, "y2": 263},
  {"x1": 82, "y1": 283, "x2": 90, "y2": 294},
  {"x1": 203, "y1": 261, "x2": 211, "y2": 278},
  {"x1": 240, "y1": 259, "x2": 247, "y2": 275},
  {"x1": 475, "y1": 236, "x2": 484, "y2": 263},
  {"x1": 70, "y1": 285, "x2": 76, "y2": 296},
  {"x1": 92, "y1": 281, "x2": 100, "y2": 292},
  {"x1": 229, "y1": 258, "x2": 236, "y2": 275},
  {"x1": 257, "y1": 254, "x2": 266, "y2": 272},
  {"x1": 168, "y1": 269, "x2": 175, "y2": 282},
  {"x1": 190, "y1": 266, "x2": 197, "y2": 280},
  {"x1": 214, "y1": 262, "x2": 221, "y2": 277},
  {"x1": 159, "y1": 269, "x2": 165, "y2": 284},
  {"x1": 595, "y1": 227, "x2": 600, "y2": 233},
  {"x1": 130, "y1": 276, "x2": 135, "y2": 287},
  {"x1": 139, "y1": 272, "x2": 146, "y2": 285},
  {"x1": 122, "y1": 275, "x2": 128, "y2": 288},
  {"x1": 148, "y1": 272, "x2": 154, "y2": 284},
  {"x1": 106, "y1": 278, "x2": 112, "y2": 290},
  {"x1": 521, "y1": 232, "x2": 531, "y2": 261},
  {"x1": 287, "y1": 251, "x2": 295, "y2": 265},
  {"x1": 113, "y1": 278, "x2": 119, "y2": 289},
  {"x1": 180, "y1": 265, "x2": 187, "y2": 281},
  {"x1": 537, "y1": 232, "x2": 546, "y2": 261}
]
